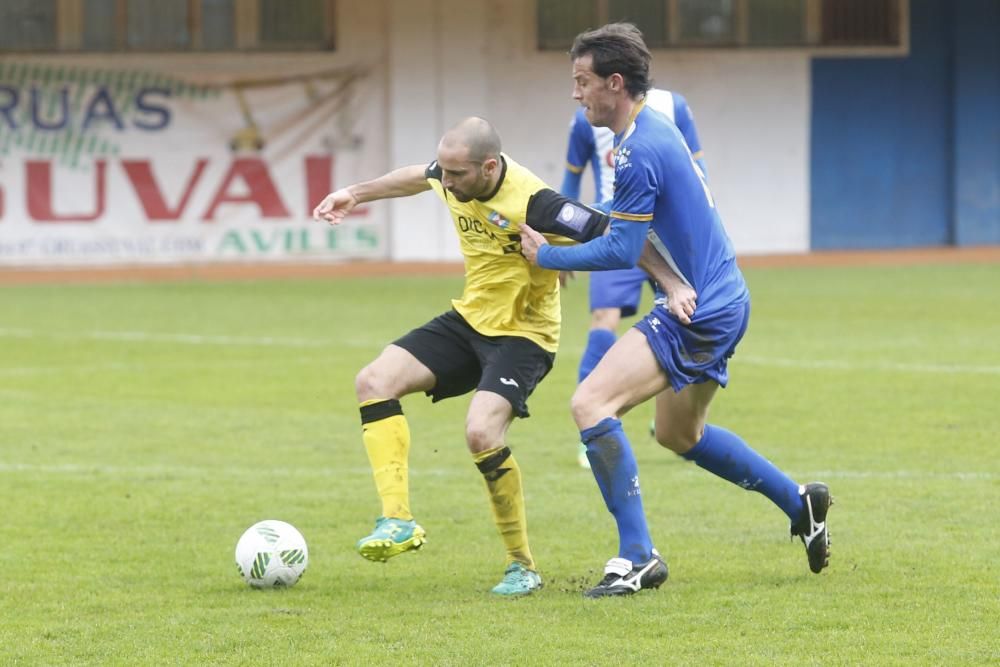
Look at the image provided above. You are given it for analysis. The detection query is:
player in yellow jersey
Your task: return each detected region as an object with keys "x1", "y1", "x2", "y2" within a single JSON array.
[{"x1": 312, "y1": 117, "x2": 611, "y2": 596}]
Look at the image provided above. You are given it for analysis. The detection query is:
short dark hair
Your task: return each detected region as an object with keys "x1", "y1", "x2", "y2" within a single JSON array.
[{"x1": 570, "y1": 23, "x2": 652, "y2": 98}]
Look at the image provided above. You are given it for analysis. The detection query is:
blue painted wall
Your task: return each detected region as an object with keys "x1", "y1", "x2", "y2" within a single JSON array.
[
  {"x1": 952, "y1": 0, "x2": 1000, "y2": 245},
  {"x1": 810, "y1": 0, "x2": 999, "y2": 249}
]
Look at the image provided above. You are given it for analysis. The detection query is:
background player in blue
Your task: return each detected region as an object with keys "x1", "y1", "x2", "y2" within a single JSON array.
[
  {"x1": 521, "y1": 22, "x2": 833, "y2": 598},
  {"x1": 562, "y1": 92, "x2": 705, "y2": 469}
]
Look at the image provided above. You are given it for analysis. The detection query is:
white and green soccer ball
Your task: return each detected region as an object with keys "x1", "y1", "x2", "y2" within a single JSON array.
[{"x1": 235, "y1": 520, "x2": 308, "y2": 588}]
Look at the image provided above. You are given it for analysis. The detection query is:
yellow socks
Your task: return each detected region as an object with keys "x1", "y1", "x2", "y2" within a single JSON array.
[
  {"x1": 474, "y1": 446, "x2": 534, "y2": 570},
  {"x1": 359, "y1": 401, "x2": 533, "y2": 570},
  {"x1": 359, "y1": 399, "x2": 411, "y2": 520}
]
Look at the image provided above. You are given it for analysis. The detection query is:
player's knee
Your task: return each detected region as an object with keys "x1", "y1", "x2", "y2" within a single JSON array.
[
  {"x1": 570, "y1": 386, "x2": 602, "y2": 429},
  {"x1": 590, "y1": 308, "x2": 620, "y2": 331},
  {"x1": 354, "y1": 362, "x2": 391, "y2": 402},
  {"x1": 654, "y1": 425, "x2": 699, "y2": 454},
  {"x1": 464, "y1": 420, "x2": 502, "y2": 453}
]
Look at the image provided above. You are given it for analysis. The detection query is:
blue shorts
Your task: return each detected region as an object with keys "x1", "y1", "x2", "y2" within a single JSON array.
[
  {"x1": 589, "y1": 267, "x2": 656, "y2": 317},
  {"x1": 633, "y1": 299, "x2": 751, "y2": 392}
]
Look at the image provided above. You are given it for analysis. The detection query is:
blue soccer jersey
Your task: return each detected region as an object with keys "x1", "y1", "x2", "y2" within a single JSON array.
[
  {"x1": 560, "y1": 90, "x2": 708, "y2": 317},
  {"x1": 560, "y1": 89, "x2": 705, "y2": 202},
  {"x1": 540, "y1": 99, "x2": 747, "y2": 319}
]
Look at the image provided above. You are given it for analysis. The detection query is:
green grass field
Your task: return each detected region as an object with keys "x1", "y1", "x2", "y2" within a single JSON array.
[{"x1": 2, "y1": 261, "x2": 998, "y2": 665}]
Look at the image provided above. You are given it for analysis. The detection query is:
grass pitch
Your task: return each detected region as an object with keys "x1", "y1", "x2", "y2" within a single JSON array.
[{"x1": 1, "y1": 261, "x2": 998, "y2": 665}]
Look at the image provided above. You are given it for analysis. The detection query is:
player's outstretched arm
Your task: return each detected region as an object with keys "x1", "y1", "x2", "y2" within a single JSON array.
[
  {"x1": 639, "y1": 241, "x2": 697, "y2": 325},
  {"x1": 523, "y1": 217, "x2": 645, "y2": 271},
  {"x1": 313, "y1": 164, "x2": 430, "y2": 225}
]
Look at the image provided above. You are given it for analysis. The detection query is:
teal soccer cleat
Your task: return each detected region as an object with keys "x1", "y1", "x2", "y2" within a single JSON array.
[
  {"x1": 356, "y1": 517, "x2": 426, "y2": 562},
  {"x1": 491, "y1": 562, "x2": 543, "y2": 597}
]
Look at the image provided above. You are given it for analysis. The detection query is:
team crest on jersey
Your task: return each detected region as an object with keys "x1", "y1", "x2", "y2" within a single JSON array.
[
  {"x1": 614, "y1": 145, "x2": 633, "y2": 171},
  {"x1": 487, "y1": 210, "x2": 510, "y2": 228}
]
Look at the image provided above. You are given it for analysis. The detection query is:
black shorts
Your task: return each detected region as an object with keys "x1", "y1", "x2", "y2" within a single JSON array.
[{"x1": 393, "y1": 310, "x2": 555, "y2": 418}]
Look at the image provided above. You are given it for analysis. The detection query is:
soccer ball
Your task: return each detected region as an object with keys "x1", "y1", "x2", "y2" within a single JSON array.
[{"x1": 235, "y1": 520, "x2": 309, "y2": 588}]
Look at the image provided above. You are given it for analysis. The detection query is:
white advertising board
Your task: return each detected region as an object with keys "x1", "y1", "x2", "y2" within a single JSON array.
[{"x1": 0, "y1": 59, "x2": 385, "y2": 266}]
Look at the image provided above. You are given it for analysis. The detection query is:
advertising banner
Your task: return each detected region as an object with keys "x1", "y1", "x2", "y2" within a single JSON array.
[{"x1": 0, "y1": 59, "x2": 385, "y2": 266}]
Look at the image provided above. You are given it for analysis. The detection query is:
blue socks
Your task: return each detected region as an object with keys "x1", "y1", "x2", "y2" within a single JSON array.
[
  {"x1": 578, "y1": 329, "x2": 617, "y2": 383},
  {"x1": 581, "y1": 417, "x2": 654, "y2": 564},
  {"x1": 683, "y1": 424, "x2": 804, "y2": 522},
  {"x1": 580, "y1": 418, "x2": 802, "y2": 562}
]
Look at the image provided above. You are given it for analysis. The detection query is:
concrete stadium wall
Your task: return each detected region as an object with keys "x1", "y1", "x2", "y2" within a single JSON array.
[
  {"x1": 21, "y1": 0, "x2": 992, "y2": 263},
  {"x1": 382, "y1": 0, "x2": 811, "y2": 260},
  {"x1": 811, "y1": 0, "x2": 1000, "y2": 249},
  {"x1": 952, "y1": 0, "x2": 1000, "y2": 246}
]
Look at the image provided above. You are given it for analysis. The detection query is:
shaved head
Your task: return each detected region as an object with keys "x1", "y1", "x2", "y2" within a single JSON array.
[
  {"x1": 439, "y1": 116, "x2": 502, "y2": 163},
  {"x1": 435, "y1": 117, "x2": 504, "y2": 202}
]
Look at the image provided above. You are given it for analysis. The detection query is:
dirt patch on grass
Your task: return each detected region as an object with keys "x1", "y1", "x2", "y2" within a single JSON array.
[{"x1": 0, "y1": 246, "x2": 997, "y2": 285}]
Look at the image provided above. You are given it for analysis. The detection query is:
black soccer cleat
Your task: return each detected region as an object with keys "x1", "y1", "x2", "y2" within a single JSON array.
[
  {"x1": 584, "y1": 550, "x2": 669, "y2": 598},
  {"x1": 791, "y1": 482, "x2": 833, "y2": 573}
]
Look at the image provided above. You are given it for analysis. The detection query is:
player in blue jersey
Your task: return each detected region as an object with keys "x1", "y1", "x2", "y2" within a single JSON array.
[
  {"x1": 562, "y1": 92, "x2": 706, "y2": 469},
  {"x1": 521, "y1": 23, "x2": 832, "y2": 598}
]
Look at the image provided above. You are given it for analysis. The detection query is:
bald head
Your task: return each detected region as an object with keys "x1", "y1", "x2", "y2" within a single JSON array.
[
  {"x1": 439, "y1": 116, "x2": 502, "y2": 163},
  {"x1": 435, "y1": 117, "x2": 504, "y2": 202}
]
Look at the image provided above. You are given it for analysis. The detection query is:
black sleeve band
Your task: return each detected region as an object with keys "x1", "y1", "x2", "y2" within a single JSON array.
[
  {"x1": 360, "y1": 399, "x2": 403, "y2": 425},
  {"x1": 525, "y1": 189, "x2": 609, "y2": 242},
  {"x1": 475, "y1": 446, "x2": 512, "y2": 474},
  {"x1": 424, "y1": 160, "x2": 442, "y2": 181}
]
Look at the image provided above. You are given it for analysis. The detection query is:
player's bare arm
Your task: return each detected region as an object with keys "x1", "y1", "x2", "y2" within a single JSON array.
[
  {"x1": 638, "y1": 241, "x2": 697, "y2": 325},
  {"x1": 313, "y1": 164, "x2": 430, "y2": 225}
]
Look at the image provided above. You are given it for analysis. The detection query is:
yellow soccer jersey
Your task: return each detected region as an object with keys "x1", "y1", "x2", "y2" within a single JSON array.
[{"x1": 424, "y1": 154, "x2": 608, "y2": 352}]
